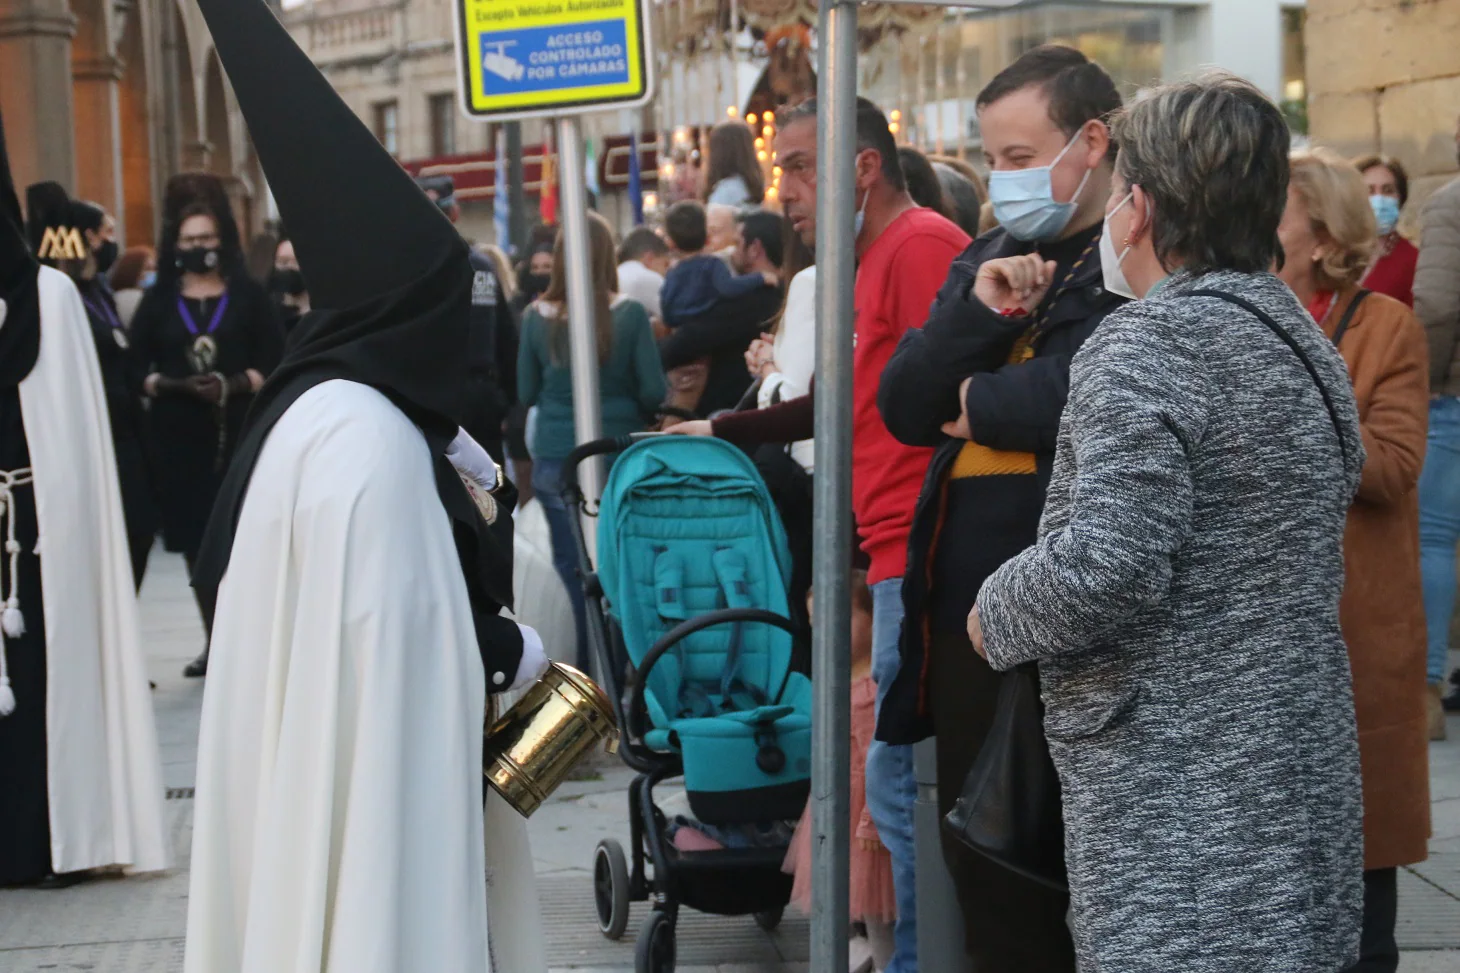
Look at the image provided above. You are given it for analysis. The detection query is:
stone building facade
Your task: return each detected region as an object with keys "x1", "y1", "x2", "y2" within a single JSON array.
[
  {"x1": 1307, "y1": 0, "x2": 1460, "y2": 218},
  {"x1": 0, "y1": 0, "x2": 263, "y2": 246}
]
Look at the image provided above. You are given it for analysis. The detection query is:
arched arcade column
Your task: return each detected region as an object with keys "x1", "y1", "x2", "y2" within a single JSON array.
[
  {"x1": 0, "y1": 0, "x2": 79, "y2": 191},
  {"x1": 71, "y1": 0, "x2": 124, "y2": 221}
]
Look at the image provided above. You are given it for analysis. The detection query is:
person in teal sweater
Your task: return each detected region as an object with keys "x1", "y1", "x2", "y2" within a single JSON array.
[{"x1": 517, "y1": 212, "x2": 667, "y2": 669}]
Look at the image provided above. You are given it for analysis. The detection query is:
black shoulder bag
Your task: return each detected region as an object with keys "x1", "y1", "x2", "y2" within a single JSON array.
[{"x1": 943, "y1": 661, "x2": 1067, "y2": 890}]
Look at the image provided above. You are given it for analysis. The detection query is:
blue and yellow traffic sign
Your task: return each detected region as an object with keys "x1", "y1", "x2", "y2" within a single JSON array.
[{"x1": 454, "y1": 0, "x2": 653, "y2": 120}]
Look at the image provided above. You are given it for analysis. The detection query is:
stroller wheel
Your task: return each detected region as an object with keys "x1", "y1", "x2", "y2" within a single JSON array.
[
  {"x1": 635, "y1": 909, "x2": 676, "y2": 973},
  {"x1": 593, "y1": 839, "x2": 631, "y2": 940},
  {"x1": 754, "y1": 907, "x2": 783, "y2": 931}
]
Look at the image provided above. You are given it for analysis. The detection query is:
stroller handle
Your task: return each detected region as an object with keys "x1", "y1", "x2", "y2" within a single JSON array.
[
  {"x1": 560, "y1": 432, "x2": 665, "y2": 498},
  {"x1": 625, "y1": 608, "x2": 800, "y2": 726}
]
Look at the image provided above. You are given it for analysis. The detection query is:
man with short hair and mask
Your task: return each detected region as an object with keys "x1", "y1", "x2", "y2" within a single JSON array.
[
  {"x1": 776, "y1": 95, "x2": 967, "y2": 973},
  {"x1": 673, "y1": 105, "x2": 967, "y2": 973},
  {"x1": 876, "y1": 44, "x2": 1127, "y2": 972}
]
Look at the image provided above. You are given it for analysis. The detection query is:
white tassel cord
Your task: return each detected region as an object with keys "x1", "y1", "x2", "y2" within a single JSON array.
[{"x1": 0, "y1": 467, "x2": 35, "y2": 718}]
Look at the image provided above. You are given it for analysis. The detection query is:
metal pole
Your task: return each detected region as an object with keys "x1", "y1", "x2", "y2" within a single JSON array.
[
  {"x1": 556, "y1": 115, "x2": 604, "y2": 506},
  {"x1": 934, "y1": 21, "x2": 945, "y2": 156},
  {"x1": 811, "y1": 2, "x2": 856, "y2": 971},
  {"x1": 505, "y1": 121, "x2": 527, "y2": 254},
  {"x1": 159, "y1": 0, "x2": 184, "y2": 177}
]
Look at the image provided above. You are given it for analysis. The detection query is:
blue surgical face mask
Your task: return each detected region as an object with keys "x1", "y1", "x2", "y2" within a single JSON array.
[
  {"x1": 987, "y1": 132, "x2": 1092, "y2": 242},
  {"x1": 140, "y1": 270, "x2": 157, "y2": 290},
  {"x1": 1370, "y1": 194, "x2": 1401, "y2": 236}
]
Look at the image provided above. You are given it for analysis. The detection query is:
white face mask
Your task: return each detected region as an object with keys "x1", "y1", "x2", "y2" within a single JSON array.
[
  {"x1": 1100, "y1": 192, "x2": 1137, "y2": 300},
  {"x1": 853, "y1": 186, "x2": 870, "y2": 240}
]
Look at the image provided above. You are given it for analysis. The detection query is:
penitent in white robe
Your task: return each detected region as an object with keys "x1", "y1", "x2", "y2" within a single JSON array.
[
  {"x1": 4, "y1": 269, "x2": 169, "y2": 878},
  {"x1": 184, "y1": 379, "x2": 545, "y2": 973}
]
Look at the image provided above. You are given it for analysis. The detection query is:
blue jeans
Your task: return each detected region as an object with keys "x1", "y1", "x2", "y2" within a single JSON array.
[
  {"x1": 532, "y1": 458, "x2": 590, "y2": 673},
  {"x1": 865, "y1": 577, "x2": 917, "y2": 973},
  {"x1": 1419, "y1": 397, "x2": 1460, "y2": 685}
]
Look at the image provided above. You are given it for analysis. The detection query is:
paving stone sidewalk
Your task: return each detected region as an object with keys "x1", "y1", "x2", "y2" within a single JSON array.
[{"x1": 0, "y1": 553, "x2": 1456, "y2": 972}]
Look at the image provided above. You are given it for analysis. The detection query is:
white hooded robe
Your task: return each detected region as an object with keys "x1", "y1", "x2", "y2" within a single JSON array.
[{"x1": 184, "y1": 379, "x2": 545, "y2": 973}]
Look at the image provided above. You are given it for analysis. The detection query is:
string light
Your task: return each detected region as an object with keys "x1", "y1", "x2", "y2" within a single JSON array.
[
  {"x1": 763, "y1": 125, "x2": 773, "y2": 139},
  {"x1": 755, "y1": 137, "x2": 765, "y2": 149},
  {"x1": 772, "y1": 166, "x2": 782, "y2": 178},
  {"x1": 727, "y1": 105, "x2": 738, "y2": 117},
  {"x1": 747, "y1": 112, "x2": 758, "y2": 126},
  {"x1": 757, "y1": 150, "x2": 768, "y2": 161},
  {"x1": 889, "y1": 122, "x2": 900, "y2": 135},
  {"x1": 890, "y1": 109, "x2": 902, "y2": 122},
  {"x1": 766, "y1": 186, "x2": 778, "y2": 200}
]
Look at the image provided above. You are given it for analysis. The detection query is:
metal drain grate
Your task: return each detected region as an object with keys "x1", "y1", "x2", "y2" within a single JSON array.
[{"x1": 166, "y1": 787, "x2": 195, "y2": 800}]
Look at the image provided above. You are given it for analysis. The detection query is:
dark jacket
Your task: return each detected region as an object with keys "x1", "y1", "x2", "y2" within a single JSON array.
[
  {"x1": 660, "y1": 253, "x2": 770, "y2": 327},
  {"x1": 463, "y1": 248, "x2": 519, "y2": 456},
  {"x1": 875, "y1": 226, "x2": 1124, "y2": 744},
  {"x1": 660, "y1": 285, "x2": 782, "y2": 417}
]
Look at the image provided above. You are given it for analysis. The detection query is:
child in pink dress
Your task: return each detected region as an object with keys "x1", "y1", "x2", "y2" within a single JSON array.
[{"x1": 783, "y1": 572, "x2": 896, "y2": 970}]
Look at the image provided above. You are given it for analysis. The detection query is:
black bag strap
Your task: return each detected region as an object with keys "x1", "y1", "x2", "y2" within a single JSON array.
[
  {"x1": 1329, "y1": 289, "x2": 1369, "y2": 349},
  {"x1": 1185, "y1": 289, "x2": 1349, "y2": 466}
]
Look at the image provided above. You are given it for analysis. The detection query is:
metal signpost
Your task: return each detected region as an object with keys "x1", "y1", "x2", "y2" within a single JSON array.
[
  {"x1": 446, "y1": 0, "x2": 1015, "y2": 966},
  {"x1": 811, "y1": 2, "x2": 1023, "y2": 971},
  {"x1": 810, "y1": 5, "x2": 857, "y2": 973},
  {"x1": 453, "y1": 0, "x2": 655, "y2": 505}
]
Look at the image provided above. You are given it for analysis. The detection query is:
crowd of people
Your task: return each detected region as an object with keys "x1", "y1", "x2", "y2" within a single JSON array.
[
  {"x1": 2, "y1": 11, "x2": 1458, "y2": 972},
  {"x1": 518, "y1": 46, "x2": 1449, "y2": 973}
]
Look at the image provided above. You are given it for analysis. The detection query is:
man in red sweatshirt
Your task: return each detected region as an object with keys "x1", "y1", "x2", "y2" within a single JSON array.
[{"x1": 775, "y1": 96, "x2": 970, "y2": 973}]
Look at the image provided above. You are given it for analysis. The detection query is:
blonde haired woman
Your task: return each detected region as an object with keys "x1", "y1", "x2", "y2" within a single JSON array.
[{"x1": 1278, "y1": 147, "x2": 1432, "y2": 973}]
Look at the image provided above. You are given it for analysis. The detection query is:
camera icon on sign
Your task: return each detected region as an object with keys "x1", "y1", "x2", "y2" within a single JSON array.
[{"x1": 483, "y1": 41, "x2": 525, "y2": 82}]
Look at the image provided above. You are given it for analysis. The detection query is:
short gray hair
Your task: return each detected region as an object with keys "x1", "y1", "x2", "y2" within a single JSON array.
[{"x1": 1113, "y1": 73, "x2": 1290, "y2": 275}]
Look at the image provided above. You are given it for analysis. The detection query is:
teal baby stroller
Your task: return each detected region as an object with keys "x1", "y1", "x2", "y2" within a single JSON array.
[{"x1": 562, "y1": 433, "x2": 811, "y2": 973}]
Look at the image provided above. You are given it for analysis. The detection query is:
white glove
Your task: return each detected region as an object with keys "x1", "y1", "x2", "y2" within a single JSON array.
[
  {"x1": 446, "y1": 427, "x2": 499, "y2": 493},
  {"x1": 511, "y1": 623, "x2": 550, "y2": 691}
]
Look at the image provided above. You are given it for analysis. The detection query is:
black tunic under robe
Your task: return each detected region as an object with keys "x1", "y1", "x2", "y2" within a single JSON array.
[
  {"x1": 0, "y1": 388, "x2": 52, "y2": 885},
  {"x1": 130, "y1": 275, "x2": 284, "y2": 562},
  {"x1": 75, "y1": 277, "x2": 157, "y2": 587}
]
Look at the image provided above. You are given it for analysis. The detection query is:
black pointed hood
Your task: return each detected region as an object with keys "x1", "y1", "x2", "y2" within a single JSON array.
[
  {"x1": 195, "y1": 0, "x2": 474, "y2": 429},
  {"x1": 0, "y1": 108, "x2": 40, "y2": 391},
  {"x1": 196, "y1": 0, "x2": 463, "y2": 313},
  {"x1": 190, "y1": 0, "x2": 513, "y2": 612},
  {"x1": 0, "y1": 110, "x2": 24, "y2": 243}
]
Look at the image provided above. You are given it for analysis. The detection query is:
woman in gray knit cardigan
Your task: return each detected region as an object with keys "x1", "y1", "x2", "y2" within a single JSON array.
[{"x1": 971, "y1": 75, "x2": 1367, "y2": 972}]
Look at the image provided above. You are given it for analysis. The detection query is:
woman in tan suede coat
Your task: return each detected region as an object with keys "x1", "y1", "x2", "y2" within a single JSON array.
[{"x1": 1280, "y1": 148, "x2": 1431, "y2": 973}]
